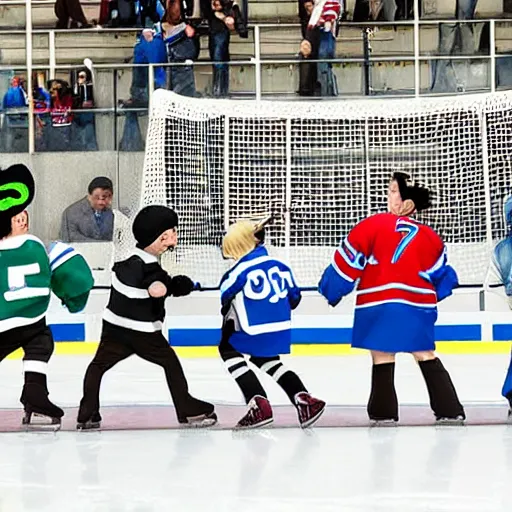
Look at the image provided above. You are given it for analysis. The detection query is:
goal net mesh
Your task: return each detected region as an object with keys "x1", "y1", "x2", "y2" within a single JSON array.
[{"x1": 117, "y1": 89, "x2": 512, "y2": 289}]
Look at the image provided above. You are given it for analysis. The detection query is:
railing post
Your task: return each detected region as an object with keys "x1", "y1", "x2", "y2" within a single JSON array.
[
  {"x1": 148, "y1": 63, "x2": 155, "y2": 110},
  {"x1": 26, "y1": 0, "x2": 35, "y2": 154},
  {"x1": 254, "y1": 25, "x2": 262, "y2": 101},
  {"x1": 49, "y1": 29, "x2": 56, "y2": 79},
  {"x1": 413, "y1": 0, "x2": 421, "y2": 97},
  {"x1": 490, "y1": 19, "x2": 496, "y2": 93}
]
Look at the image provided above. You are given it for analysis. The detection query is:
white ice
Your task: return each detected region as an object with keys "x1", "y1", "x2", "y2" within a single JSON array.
[{"x1": 0, "y1": 353, "x2": 511, "y2": 512}]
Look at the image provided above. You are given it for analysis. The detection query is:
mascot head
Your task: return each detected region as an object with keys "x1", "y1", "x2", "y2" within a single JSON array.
[
  {"x1": 0, "y1": 164, "x2": 35, "y2": 239},
  {"x1": 222, "y1": 215, "x2": 270, "y2": 261}
]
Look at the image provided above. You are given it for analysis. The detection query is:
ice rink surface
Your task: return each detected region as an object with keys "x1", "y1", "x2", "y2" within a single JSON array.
[{"x1": 0, "y1": 353, "x2": 511, "y2": 512}]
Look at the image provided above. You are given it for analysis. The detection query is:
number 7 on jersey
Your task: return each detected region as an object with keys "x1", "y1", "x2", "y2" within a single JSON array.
[{"x1": 391, "y1": 220, "x2": 419, "y2": 264}]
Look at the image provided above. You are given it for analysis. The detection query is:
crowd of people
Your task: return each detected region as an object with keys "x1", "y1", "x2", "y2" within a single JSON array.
[{"x1": 0, "y1": 0, "x2": 502, "y2": 152}]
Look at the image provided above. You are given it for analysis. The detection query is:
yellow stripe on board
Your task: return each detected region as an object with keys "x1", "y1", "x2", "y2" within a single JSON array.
[{"x1": 4, "y1": 341, "x2": 512, "y2": 360}]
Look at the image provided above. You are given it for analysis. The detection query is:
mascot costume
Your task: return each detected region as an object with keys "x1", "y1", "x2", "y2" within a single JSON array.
[{"x1": 0, "y1": 164, "x2": 94, "y2": 430}]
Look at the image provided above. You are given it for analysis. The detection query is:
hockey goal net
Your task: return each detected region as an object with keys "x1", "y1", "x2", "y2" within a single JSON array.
[{"x1": 117, "y1": 89, "x2": 512, "y2": 289}]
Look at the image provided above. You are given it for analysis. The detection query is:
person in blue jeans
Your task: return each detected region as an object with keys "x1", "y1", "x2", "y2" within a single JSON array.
[
  {"x1": 431, "y1": 0, "x2": 479, "y2": 93},
  {"x1": 491, "y1": 194, "x2": 512, "y2": 418},
  {"x1": 121, "y1": 0, "x2": 202, "y2": 108},
  {"x1": 203, "y1": 0, "x2": 248, "y2": 98}
]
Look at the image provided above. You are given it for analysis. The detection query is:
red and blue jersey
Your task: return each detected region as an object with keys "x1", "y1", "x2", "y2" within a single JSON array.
[
  {"x1": 320, "y1": 213, "x2": 458, "y2": 309},
  {"x1": 318, "y1": 213, "x2": 459, "y2": 352}
]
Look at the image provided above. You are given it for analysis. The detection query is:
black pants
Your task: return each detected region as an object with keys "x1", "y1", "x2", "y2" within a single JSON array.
[
  {"x1": 78, "y1": 321, "x2": 213, "y2": 423},
  {"x1": 0, "y1": 318, "x2": 54, "y2": 365}
]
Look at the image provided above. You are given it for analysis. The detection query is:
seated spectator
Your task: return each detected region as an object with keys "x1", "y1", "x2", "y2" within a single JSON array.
[
  {"x1": 71, "y1": 67, "x2": 98, "y2": 151},
  {"x1": 203, "y1": 0, "x2": 248, "y2": 98},
  {"x1": 60, "y1": 177, "x2": 115, "y2": 242},
  {"x1": 298, "y1": 0, "x2": 342, "y2": 97},
  {"x1": 54, "y1": 0, "x2": 94, "y2": 28}
]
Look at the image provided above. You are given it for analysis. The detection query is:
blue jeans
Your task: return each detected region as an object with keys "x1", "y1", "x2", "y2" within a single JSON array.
[
  {"x1": 431, "y1": 0, "x2": 479, "y2": 93},
  {"x1": 317, "y1": 30, "x2": 337, "y2": 97},
  {"x1": 209, "y1": 30, "x2": 230, "y2": 98},
  {"x1": 166, "y1": 36, "x2": 199, "y2": 97}
]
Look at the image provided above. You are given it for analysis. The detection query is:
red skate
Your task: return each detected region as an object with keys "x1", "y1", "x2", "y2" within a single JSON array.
[
  {"x1": 294, "y1": 392, "x2": 326, "y2": 428},
  {"x1": 235, "y1": 396, "x2": 273, "y2": 429}
]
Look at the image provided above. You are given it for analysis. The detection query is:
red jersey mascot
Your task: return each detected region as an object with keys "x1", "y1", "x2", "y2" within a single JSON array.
[{"x1": 319, "y1": 172, "x2": 466, "y2": 426}]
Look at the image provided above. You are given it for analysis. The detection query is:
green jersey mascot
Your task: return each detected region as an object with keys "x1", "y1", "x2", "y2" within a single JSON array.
[{"x1": 0, "y1": 164, "x2": 94, "y2": 430}]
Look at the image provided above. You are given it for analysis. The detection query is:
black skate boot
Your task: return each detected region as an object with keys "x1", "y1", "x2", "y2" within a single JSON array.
[
  {"x1": 77, "y1": 412, "x2": 102, "y2": 431},
  {"x1": 178, "y1": 398, "x2": 218, "y2": 428},
  {"x1": 235, "y1": 396, "x2": 273, "y2": 429},
  {"x1": 21, "y1": 372, "x2": 64, "y2": 431},
  {"x1": 294, "y1": 392, "x2": 326, "y2": 428}
]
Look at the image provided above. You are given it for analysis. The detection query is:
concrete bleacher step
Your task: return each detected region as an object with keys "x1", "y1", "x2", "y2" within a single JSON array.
[{"x1": 0, "y1": 0, "x2": 505, "y2": 30}]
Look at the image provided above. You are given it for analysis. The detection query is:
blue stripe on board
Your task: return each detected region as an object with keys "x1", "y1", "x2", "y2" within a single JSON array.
[
  {"x1": 434, "y1": 325, "x2": 481, "y2": 342},
  {"x1": 492, "y1": 324, "x2": 512, "y2": 341},
  {"x1": 49, "y1": 324, "x2": 85, "y2": 342},
  {"x1": 168, "y1": 329, "x2": 220, "y2": 347},
  {"x1": 291, "y1": 328, "x2": 352, "y2": 344},
  {"x1": 167, "y1": 325, "x2": 483, "y2": 347}
]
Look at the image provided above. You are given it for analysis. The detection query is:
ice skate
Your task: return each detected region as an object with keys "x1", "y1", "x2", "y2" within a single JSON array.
[
  {"x1": 22, "y1": 405, "x2": 63, "y2": 432},
  {"x1": 77, "y1": 413, "x2": 102, "y2": 431},
  {"x1": 435, "y1": 415, "x2": 465, "y2": 426},
  {"x1": 294, "y1": 392, "x2": 326, "y2": 428},
  {"x1": 20, "y1": 376, "x2": 64, "y2": 432},
  {"x1": 178, "y1": 411, "x2": 218, "y2": 428},
  {"x1": 235, "y1": 396, "x2": 273, "y2": 429},
  {"x1": 369, "y1": 418, "x2": 398, "y2": 427}
]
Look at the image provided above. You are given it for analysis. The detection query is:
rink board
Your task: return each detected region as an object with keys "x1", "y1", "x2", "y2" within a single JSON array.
[{"x1": 0, "y1": 404, "x2": 509, "y2": 432}]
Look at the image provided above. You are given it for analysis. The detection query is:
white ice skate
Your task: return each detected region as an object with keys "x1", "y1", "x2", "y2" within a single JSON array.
[
  {"x1": 179, "y1": 412, "x2": 218, "y2": 428},
  {"x1": 22, "y1": 410, "x2": 62, "y2": 432}
]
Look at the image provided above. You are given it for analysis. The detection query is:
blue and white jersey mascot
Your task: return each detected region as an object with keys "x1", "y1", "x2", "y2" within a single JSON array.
[
  {"x1": 218, "y1": 218, "x2": 325, "y2": 430},
  {"x1": 219, "y1": 225, "x2": 301, "y2": 357}
]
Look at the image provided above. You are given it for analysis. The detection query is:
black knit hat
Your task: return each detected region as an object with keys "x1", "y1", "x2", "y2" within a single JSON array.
[
  {"x1": 0, "y1": 164, "x2": 35, "y2": 239},
  {"x1": 132, "y1": 205, "x2": 179, "y2": 249}
]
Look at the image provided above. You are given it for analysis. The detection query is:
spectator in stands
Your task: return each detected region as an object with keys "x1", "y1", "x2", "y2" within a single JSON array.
[
  {"x1": 54, "y1": 0, "x2": 93, "y2": 28},
  {"x1": 60, "y1": 177, "x2": 115, "y2": 242},
  {"x1": 298, "y1": 0, "x2": 342, "y2": 97},
  {"x1": 203, "y1": 0, "x2": 248, "y2": 98},
  {"x1": 431, "y1": 0, "x2": 479, "y2": 93},
  {"x1": 1, "y1": 76, "x2": 28, "y2": 153},
  {"x1": 352, "y1": 0, "x2": 404, "y2": 22},
  {"x1": 33, "y1": 72, "x2": 51, "y2": 151},
  {"x1": 43, "y1": 79, "x2": 74, "y2": 152},
  {"x1": 120, "y1": 0, "x2": 203, "y2": 108},
  {"x1": 71, "y1": 67, "x2": 98, "y2": 151}
]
